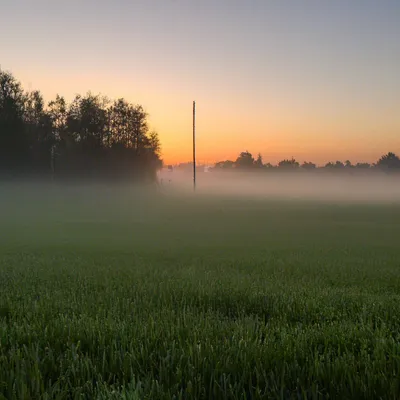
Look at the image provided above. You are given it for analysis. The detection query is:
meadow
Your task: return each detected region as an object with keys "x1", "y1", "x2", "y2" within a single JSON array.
[{"x1": 1, "y1": 182, "x2": 400, "y2": 399}]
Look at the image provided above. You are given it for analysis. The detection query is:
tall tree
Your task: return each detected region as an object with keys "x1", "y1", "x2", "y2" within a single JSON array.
[
  {"x1": 235, "y1": 151, "x2": 255, "y2": 169},
  {"x1": 23, "y1": 90, "x2": 53, "y2": 172},
  {"x1": 254, "y1": 153, "x2": 264, "y2": 168},
  {"x1": 0, "y1": 68, "x2": 28, "y2": 171},
  {"x1": 67, "y1": 93, "x2": 109, "y2": 151},
  {"x1": 108, "y1": 99, "x2": 148, "y2": 151},
  {"x1": 48, "y1": 95, "x2": 71, "y2": 149}
]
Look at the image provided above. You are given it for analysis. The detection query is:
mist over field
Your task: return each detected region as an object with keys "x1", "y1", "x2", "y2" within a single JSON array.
[{"x1": 159, "y1": 169, "x2": 400, "y2": 203}]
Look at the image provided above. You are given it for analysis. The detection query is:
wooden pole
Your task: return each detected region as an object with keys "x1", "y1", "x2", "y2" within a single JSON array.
[{"x1": 193, "y1": 101, "x2": 196, "y2": 191}]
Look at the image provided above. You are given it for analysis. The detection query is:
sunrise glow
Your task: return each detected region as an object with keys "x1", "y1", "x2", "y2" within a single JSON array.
[{"x1": 2, "y1": 0, "x2": 399, "y2": 166}]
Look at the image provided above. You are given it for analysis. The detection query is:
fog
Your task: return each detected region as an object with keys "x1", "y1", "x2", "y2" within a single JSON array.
[
  {"x1": 158, "y1": 169, "x2": 400, "y2": 204},
  {"x1": 1, "y1": 170, "x2": 399, "y2": 252},
  {"x1": 1, "y1": 170, "x2": 400, "y2": 213}
]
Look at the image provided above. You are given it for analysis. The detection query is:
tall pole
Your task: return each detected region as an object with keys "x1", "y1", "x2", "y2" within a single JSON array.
[{"x1": 193, "y1": 100, "x2": 196, "y2": 191}]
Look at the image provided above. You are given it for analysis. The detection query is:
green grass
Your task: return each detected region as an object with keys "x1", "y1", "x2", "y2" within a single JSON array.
[{"x1": 1, "y1": 184, "x2": 400, "y2": 399}]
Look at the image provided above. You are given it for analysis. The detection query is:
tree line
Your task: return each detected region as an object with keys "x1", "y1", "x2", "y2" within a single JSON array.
[
  {"x1": 0, "y1": 68, "x2": 162, "y2": 182},
  {"x1": 213, "y1": 151, "x2": 400, "y2": 172}
]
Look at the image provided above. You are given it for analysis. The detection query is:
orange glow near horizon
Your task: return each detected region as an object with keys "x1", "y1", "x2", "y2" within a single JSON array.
[{"x1": 11, "y1": 66, "x2": 399, "y2": 168}]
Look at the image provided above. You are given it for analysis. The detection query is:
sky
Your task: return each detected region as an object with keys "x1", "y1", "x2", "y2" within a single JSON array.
[{"x1": 1, "y1": 0, "x2": 399, "y2": 165}]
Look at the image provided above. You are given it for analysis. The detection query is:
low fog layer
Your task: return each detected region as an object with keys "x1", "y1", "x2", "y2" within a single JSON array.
[
  {"x1": 158, "y1": 170, "x2": 400, "y2": 203},
  {"x1": 1, "y1": 170, "x2": 400, "y2": 208}
]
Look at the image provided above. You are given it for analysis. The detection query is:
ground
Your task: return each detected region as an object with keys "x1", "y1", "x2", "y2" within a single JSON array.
[{"x1": 1, "y1": 184, "x2": 400, "y2": 399}]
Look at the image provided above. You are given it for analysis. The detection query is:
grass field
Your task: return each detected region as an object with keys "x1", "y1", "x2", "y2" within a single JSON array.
[{"x1": 1, "y1": 184, "x2": 400, "y2": 399}]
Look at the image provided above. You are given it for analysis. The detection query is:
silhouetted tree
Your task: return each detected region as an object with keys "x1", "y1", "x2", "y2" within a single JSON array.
[
  {"x1": 278, "y1": 158, "x2": 299, "y2": 169},
  {"x1": 235, "y1": 151, "x2": 255, "y2": 169},
  {"x1": 254, "y1": 153, "x2": 264, "y2": 168},
  {"x1": 108, "y1": 99, "x2": 148, "y2": 151},
  {"x1": 345, "y1": 160, "x2": 353, "y2": 168},
  {"x1": 212, "y1": 151, "x2": 400, "y2": 176},
  {"x1": 0, "y1": 68, "x2": 28, "y2": 173},
  {"x1": 0, "y1": 68, "x2": 162, "y2": 182},
  {"x1": 264, "y1": 162, "x2": 275, "y2": 169},
  {"x1": 376, "y1": 152, "x2": 400, "y2": 170},
  {"x1": 214, "y1": 160, "x2": 235, "y2": 169},
  {"x1": 301, "y1": 161, "x2": 316, "y2": 170},
  {"x1": 67, "y1": 93, "x2": 109, "y2": 151},
  {"x1": 147, "y1": 130, "x2": 161, "y2": 157},
  {"x1": 325, "y1": 161, "x2": 345, "y2": 169},
  {"x1": 355, "y1": 162, "x2": 371, "y2": 169},
  {"x1": 23, "y1": 90, "x2": 54, "y2": 172},
  {"x1": 48, "y1": 95, "x2": 70, "y2": 149}
]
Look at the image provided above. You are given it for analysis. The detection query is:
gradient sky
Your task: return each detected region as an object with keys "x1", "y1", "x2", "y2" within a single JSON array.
[{"x1": 1, "y1": 0, "x2": 399, "y2": 165}]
